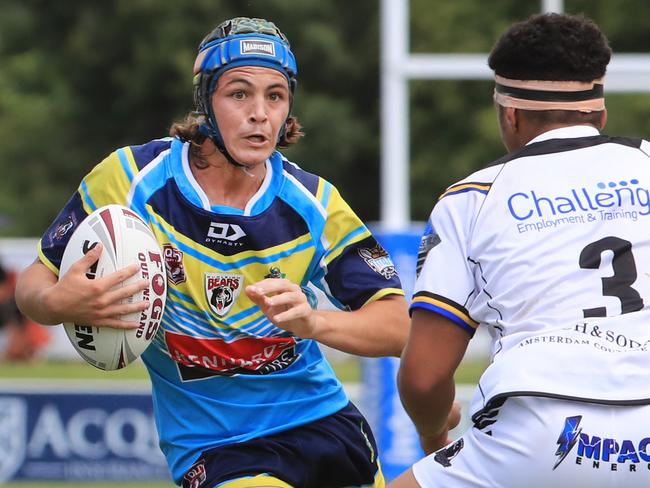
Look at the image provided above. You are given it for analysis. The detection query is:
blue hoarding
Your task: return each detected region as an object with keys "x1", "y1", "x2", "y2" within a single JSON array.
[
  {"x1": 0, "y1": 381, "x2": 170, "y2": 483},
  {"x1": 361, "y1": 226, "x2": 425, "y2": 481}
]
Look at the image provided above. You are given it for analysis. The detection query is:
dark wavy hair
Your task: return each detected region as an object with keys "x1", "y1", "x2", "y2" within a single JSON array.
[{"x1": 488, "y1": 13, "x2": 611, "y2": 82}]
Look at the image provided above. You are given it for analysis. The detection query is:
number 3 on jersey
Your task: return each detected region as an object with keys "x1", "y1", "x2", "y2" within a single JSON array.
[{"x1": 579, "y1": 236, "x2": 644, "y2": 318}]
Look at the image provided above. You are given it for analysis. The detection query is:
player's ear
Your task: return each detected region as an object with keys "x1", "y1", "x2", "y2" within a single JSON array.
[
  {"x1": 598, "y1": 109, "x2": 608, "y2": 130},
  {"x1": 504, "y1": 106, "x2": 518, "y2": 131}
]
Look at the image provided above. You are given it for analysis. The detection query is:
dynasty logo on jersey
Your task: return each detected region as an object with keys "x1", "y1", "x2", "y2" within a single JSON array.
[
  {"x1": 206, "y1": 222, "x2": 246, "y2": 247},
  {"x1": 358, "y1": 245, "x2": 397, "y2": 279},
  {"x1": 205, "y1": 272, "x2": 244, "y2": 317}
]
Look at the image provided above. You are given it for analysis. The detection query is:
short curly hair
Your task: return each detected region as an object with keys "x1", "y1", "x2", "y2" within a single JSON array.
[{"x1": 488, "y1": 13, "x2": 611, "y2": 81}]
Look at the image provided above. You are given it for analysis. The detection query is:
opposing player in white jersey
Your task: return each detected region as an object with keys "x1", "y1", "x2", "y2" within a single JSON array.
[{"x1": 390, "y1": 13, "x2": 650, "y2": 488}]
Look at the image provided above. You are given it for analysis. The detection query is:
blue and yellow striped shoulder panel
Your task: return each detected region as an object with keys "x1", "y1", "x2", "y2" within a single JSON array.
[
  {"x1": 438, "y1": 181, "x2": 492, "y2": 200},
  {"x1": 410, "y1": 291, "x2": 478, "y2": 336}
]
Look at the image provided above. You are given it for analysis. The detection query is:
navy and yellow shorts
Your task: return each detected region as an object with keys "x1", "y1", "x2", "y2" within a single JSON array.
[{"x1": 181, "y1": 402, "x2": 384, "y2": 488}]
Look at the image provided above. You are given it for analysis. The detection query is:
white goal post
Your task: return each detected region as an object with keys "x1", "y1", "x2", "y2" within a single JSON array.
[{"x1": 380, "y1": 0, "x2": 650, "y2": 229}]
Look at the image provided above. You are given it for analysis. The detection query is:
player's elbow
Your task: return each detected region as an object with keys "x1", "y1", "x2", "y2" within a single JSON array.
[
  {"x1": 398, "y1": 355, "x2": 454, "y2": 401},
  {"x1": 377, "y1": 295, "x2": 410, "y2": 357},
  {"x1": 15, "y1": 262, "x2": 59, "y2": 325}
]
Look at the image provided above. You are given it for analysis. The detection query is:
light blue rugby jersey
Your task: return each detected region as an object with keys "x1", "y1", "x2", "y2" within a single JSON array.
[{"x1": 38, "y1": 137, "x2": 404, "y2": 483}]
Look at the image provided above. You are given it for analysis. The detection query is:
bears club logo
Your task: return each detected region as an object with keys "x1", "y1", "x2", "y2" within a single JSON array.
[
  {"x1": 163, "y1": 244, "x2": 186, "y2": 284},
  {"x1": 205, "y1": 272, "x2": 244, "y2": 317}
]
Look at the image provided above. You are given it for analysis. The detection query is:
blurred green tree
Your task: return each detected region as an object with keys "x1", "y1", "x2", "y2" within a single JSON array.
[
  {"x1": 408, "y1": 0, "x2": 650, "y2": 220},
  {"x1": 0, "y1": 0, "x2": 649, "y2": 234},
  {"x1": 0, "y1": 0, "x2": 383, "y2": 234}
]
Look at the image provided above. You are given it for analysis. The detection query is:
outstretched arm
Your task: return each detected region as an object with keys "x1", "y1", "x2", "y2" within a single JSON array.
[
  {"x1": 15, "y1": 243, "x2": 148, "y2": 328},
  {"x1": 246, "y1": 278, "x2": 409, "y2": 357},
  {"x1": 398, "y1": 309, "x2": 470, "y2": 454}
]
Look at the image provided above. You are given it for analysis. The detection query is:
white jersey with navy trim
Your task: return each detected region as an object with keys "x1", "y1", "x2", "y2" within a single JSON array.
[
  {"x1": 412, "y1": 126, "x2": 650, "y2": 419},
  {"x1": 413, "y1": 397, "x2": 650, "y2": 487}
]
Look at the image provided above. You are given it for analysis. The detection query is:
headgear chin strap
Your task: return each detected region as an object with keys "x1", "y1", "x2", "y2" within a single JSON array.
[
  {"x1": 494, "y1": 75, "x2": 605, "y2": 112},
  {"x1": 193, "y1": 18, "x2": 298, "y2": 169}
]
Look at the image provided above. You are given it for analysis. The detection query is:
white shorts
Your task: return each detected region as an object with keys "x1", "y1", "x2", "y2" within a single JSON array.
[{"x1": 412, "y1": 396, "x2": 650, "y2": 488}]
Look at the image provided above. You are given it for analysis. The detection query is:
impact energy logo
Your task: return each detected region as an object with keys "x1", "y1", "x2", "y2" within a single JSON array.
[{"x1": 554, "y1": 415, "x2": 650, "y2": 474}]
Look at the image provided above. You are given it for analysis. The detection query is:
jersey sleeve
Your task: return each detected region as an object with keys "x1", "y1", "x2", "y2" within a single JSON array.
[
  {"x1": 410, "y1": 183, "x2": 487, "y2": 337},
  {"x1": 313, "y1": 186, "x2": 404, "y2": 311},
  {"x1": 37, "y1": 151, "x2": 131, "y2": 275}
]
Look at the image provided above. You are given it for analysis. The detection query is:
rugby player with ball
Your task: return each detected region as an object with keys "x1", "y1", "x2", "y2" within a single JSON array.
[{"x1": 16, "y1": 16, "x2": 409, "y2": 488}]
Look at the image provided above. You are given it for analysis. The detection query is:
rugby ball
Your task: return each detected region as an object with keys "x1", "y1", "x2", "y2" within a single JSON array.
[{"x1": 59, "y1": 204, "x2": 167, "y2": 370}]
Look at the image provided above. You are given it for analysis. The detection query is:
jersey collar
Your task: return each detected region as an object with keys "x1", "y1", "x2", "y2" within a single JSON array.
[
  {"x1": 171, "y1": 138, "x2": 283, "y2": 216},
  {"x1": 527, "y1": 125, "x2": 601, "y2": 145}
]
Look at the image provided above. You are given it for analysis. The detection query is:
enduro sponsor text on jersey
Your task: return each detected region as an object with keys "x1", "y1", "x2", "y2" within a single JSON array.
[{"x1": 165, "y1": 331, "x2": 298, "y2": 379}]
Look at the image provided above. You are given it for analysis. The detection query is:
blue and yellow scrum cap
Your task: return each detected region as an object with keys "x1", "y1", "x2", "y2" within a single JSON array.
[{"x1": 192, "y1": 17, "x2": 298, "y2": 157}]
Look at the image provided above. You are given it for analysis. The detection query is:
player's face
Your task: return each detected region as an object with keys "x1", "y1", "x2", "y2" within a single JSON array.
[{"x1": 212, "y1": 67, "x2": 290, "y2": 166}]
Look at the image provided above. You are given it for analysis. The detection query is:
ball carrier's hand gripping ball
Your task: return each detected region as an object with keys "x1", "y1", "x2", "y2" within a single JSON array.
[
  {"x1": 192, "y1": 17, "x2": 298, "y2": 168},
  {"x1": 60, "y1": 205, "x2": 167, "y2": 370}
]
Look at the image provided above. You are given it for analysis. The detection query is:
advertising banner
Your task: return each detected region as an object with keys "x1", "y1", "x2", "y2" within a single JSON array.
[
  {"x1": 362, "y1": 227, "x2": 480, "y2": 481},
  {"x1": 0, "y1": 381, "x2": 170, "y2": 483},
  {"x1": 361, "y1": 227, "x2": 424, "y2": 481}
]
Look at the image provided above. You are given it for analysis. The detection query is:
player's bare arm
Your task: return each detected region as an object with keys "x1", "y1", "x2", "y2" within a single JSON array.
[
  {"x1": 15, "y1": 243, "x2": 149, "y2": 328},
  {"x1": 398, "y1": 309, "x2": 469, "y2": 454},
  {"x1": 246, "y1": 279, "x2": 408, "y2": 357}
]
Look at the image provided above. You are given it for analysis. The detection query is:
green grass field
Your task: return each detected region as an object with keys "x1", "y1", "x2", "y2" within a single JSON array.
[
  {"x1": 0, "y1": 356, "x2": 360, "y2": 382},
  {"x1": 0, "y1": 356, "x2": 486, "y2": 383},
  {"x1": 0, "y1": 357, "x2": 486, "y2": 487},
  {"x1": 0, "y1": 358, "x2": 150, "y2": 380}
]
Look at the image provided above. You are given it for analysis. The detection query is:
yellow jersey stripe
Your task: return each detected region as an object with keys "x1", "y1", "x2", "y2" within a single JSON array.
[{"x1": 439, "y1": 182, "x2": 491, "y2": 200}]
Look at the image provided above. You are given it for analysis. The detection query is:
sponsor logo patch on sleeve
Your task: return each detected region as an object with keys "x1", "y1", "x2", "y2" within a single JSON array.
[
  {"x1": 358, "y1": 244, "x2": 397, "y2": 280},
  {"x1": 416, "y1": 221, "x2": 442, "y2": 277}
]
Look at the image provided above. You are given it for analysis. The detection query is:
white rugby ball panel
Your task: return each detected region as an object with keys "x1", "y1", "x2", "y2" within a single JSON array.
[{"x1": 59, "y1": 204, "x2": 167, "y2": 371}]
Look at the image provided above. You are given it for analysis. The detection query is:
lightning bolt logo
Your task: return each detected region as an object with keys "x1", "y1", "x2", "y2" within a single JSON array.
[{"x1": 554, "y1": 415, "x2": 582, "y2": 469}]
